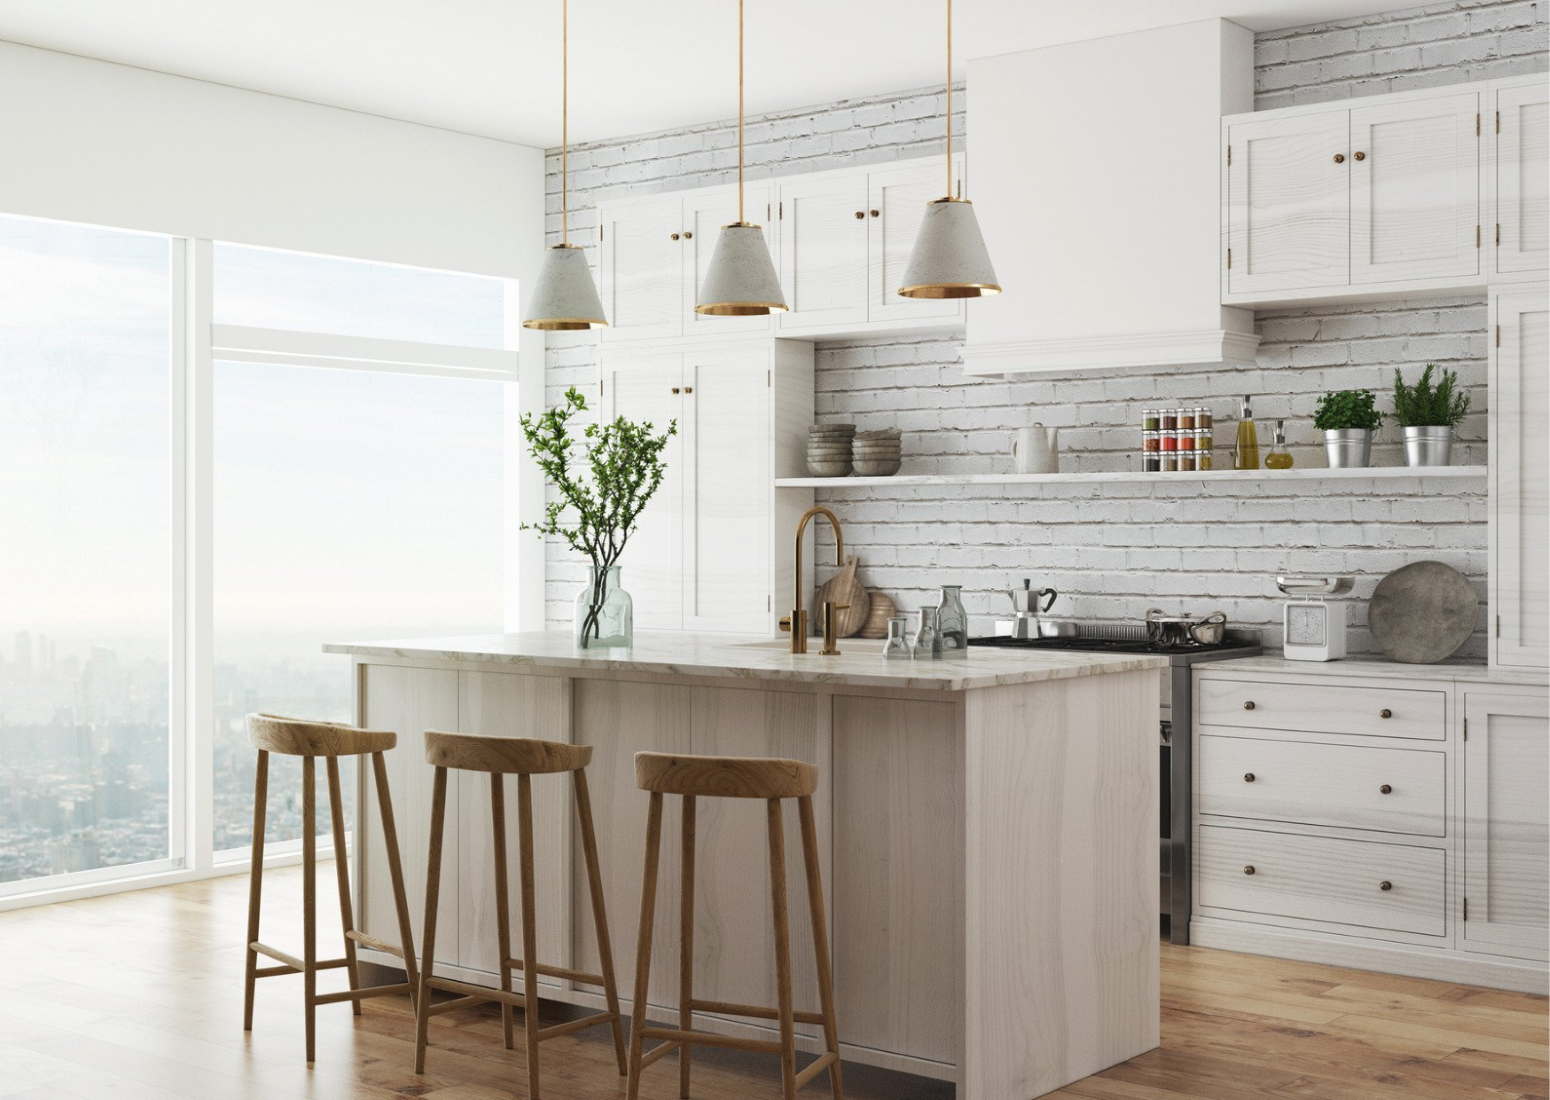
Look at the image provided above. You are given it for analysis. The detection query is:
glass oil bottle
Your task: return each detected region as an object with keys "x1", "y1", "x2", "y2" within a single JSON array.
[
  {"x1": 1233, "y1": 396, "x2": 1260, "y2": 471},
  {"x1": 1264, "y1": 419, "x2": 1294, "y2": 469}
]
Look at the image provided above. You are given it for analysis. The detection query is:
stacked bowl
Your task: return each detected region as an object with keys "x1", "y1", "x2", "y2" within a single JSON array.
[
  {"x1": 807, "y1": 423, "x2": 856, "y2": 477},
  {"x1": 852, "y1": 429, "x2": 902, "y2": 476}
]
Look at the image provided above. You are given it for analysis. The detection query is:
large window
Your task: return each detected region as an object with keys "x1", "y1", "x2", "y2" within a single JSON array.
[{"x1": 0, "y1": 215, "x2": 173, "y2": 891}]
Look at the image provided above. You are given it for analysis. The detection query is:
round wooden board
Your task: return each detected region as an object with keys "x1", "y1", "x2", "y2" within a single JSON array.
[
  {"x1": 859, "y1": 593, "x2": 897, "y2": 639},
  {"x1": 1369, "y1": 560, "x2": 1477, "y2": 664},
  {"x1": 815, "y1": 556, "x2": 871, "y2": 638}
]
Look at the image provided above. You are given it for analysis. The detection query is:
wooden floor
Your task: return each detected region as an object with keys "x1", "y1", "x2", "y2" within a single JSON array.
[{"x1": 0, "y1": 864, "x2": 1544, "y2": 1100}]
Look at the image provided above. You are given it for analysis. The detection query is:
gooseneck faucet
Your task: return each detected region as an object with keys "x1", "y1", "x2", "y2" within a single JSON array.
[{"x1": 780, "y1": 505, "x2": 845, "y2": 654}]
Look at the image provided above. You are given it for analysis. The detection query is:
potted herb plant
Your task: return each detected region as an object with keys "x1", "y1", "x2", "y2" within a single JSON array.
[
  {"x1": 1313, "y1": 388, "x2": 1383, "y2": 468},
  {"x1": 1393, "y1": 363, "x2": 1469, "y2": 467},
  {"x1": 520, "y1": 386, "x2": 676, "y2": 649}
]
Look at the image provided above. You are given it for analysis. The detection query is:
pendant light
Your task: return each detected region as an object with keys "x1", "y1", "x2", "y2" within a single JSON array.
[
  {"x1": 524, "y1": 0, "x2": 608, "y2": 330},
  {"x1": 898, "y1": 0, "x2": 1001, "y2": 300},
  {"x1": 695, "y1": 0, "x2": 787, "y2": 316}
]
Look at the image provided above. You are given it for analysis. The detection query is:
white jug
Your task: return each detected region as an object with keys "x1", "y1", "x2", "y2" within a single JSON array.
[{"x1": 1012, "y1": 424, "x2": 1059, "y2": 474}]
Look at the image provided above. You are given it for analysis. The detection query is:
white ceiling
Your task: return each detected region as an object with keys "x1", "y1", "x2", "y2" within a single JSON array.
[{"x1": 0, "y1": 1, "x2": 1417, "y2": 147}]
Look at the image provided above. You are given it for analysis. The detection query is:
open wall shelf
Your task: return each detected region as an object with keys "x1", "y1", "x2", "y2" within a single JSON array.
[{"x1": 775, "y1": 466, "x2": 1488, "y2": 489}]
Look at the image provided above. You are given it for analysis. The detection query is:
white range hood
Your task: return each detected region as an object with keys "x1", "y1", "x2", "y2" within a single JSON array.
[{"x1": 962, "y1": 18, "x2": 1259, "y2": 377}]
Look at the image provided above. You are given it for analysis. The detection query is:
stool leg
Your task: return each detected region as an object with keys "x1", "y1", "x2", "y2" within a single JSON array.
[
  {"x1": 767, "y1": 798, "x2": 797, "y2": 1100},
  {"x1": 625, "y1": 792, "x2": 665, "y2": 1100},
  {"x1": 242, "y1": 750, "x2": 269, "y2": 1032},
  {"x1": 302, "y1": 756, "x2": 317, "y2": 1064},
  {"x1": 678, "y1": 795, "x2": 696, "y2": 1099},
  {"x1": 574, "y1": 768, "x2": 627, "y2": 1075},
  {"x1": 326, "y1": 756, "x2": 362, "y2": 1016},
  {"x1": 517, "y1": 773, "x2": 543, "y2": 1100},
  {"x1": 414, "y1": 766, "x2": 450, "y2": 1075},
  {"x1": 799, "y1": 794, "x2": 844, "y2": 1100},
  {"x1": 371, "y1": 751, "x2": 419, "y2": 1012},
  {"x1": 490, "y1": 773, "x2": 516, "y2": 1050}
]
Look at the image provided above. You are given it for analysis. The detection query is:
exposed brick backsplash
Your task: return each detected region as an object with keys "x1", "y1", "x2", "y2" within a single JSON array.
[{"x1": 542, "y1": 0, "x2": 1546, "y2": 656}]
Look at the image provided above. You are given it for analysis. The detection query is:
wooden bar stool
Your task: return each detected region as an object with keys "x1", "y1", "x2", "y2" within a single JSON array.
[
  {"x1": 242, "y1": 713, "x2": 419, "y2": 1064},
  {"x1": 626, "y1": 752, "x2": 843, "y2": 1100},
  {"x1": 414, "y1": 731, "x2": 627, "y2": 1097}
]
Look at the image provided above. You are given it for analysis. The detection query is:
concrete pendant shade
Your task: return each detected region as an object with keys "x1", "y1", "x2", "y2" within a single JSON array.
[
  {"x1": 696, "y1": 223, "x2": 787, "y2": 315},
  {"x1": 523, "y1": 243, "x2": 608, "y2": 330},
  {"x1": 898, "y1": 197, "x2": 1002, "y2": 299}
]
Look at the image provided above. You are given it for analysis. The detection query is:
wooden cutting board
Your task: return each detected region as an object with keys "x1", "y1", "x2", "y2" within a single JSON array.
[
  {"x1": 859, "y1": 593, "x2": 897, "y2": 639},
  {"x1": 815, "y1": 556, "x2": 871, "y2": 638}
]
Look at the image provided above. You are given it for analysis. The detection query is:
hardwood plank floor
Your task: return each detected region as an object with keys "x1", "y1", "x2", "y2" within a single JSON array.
[{"x1": 0, "y1": 864, "x2": 1542, "y2": 1099}]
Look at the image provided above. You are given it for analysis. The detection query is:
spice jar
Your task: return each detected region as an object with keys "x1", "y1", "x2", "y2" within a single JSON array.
[
  {"x1": 1179, "y1": 408, "x2": 1196, "y2": 431},
  {"x1": 1160, "y1": 409, "x2": 1177, "y2": 432},
  {"x1": 1178, "y1": 431, "x2": 1194, "y2": 453},
  {"x1": 1196, "y1": 406, "x2": 1213, "y2": 430},
  {"x1": 1160, "y1": 453, "x2": 1179, "y2": 472},
  {"x1": 1142, "y1": 408, "x2": 1160, "y2": 431},
  {"x1": 1143, "y1": 430, "x2": 1161, "y2": 453},
  {"x1": 1179, "y1": 451, "x2": 1197, "y2": 472},
  {"x1": 1196, "y1": 429, "x2": 1214, "y2": 470},
  {"x1": 1142, "y1": 450, "x2": 1161, "y2": 473}
]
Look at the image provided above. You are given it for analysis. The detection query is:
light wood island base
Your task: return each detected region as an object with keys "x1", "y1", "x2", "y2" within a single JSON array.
[{"x1": 325, "y1": 632, "x2": 1166, "y2": 1099}]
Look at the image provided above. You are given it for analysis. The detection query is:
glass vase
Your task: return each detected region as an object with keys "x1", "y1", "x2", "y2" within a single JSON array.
[
  {"x1": 912, "y1": 607, "x2": 943, "y2": 660},
  {"x1": 882, "y1": 616, "x2": 912, "y2": 659},
  {"x1": 936, "y1": 584, "x2": 969, "y2": 657},
  {"x1": 574, "y1": 565, "x2": 633, "y2": 649}
]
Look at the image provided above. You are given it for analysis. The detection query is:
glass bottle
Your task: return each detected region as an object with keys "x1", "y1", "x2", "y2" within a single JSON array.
[
  {"x1": 1264, "y1": 419, "x2": 1294, "y2": 469},
  {"x1": 936, "y1": 585, "x2": 968, "y2": 656},
  {"x1": 912, "y1": 607, "x2": 943, "y2": 660},
  {"x1": 573, "y1": 564, "x2": 633, "y2": 649},
  {"x1": 1233, "y1": 395, "x2": 1260, "y2": 471},
  {"x1": 882, "y1": 616, "x2": 912, "y2": 659}
]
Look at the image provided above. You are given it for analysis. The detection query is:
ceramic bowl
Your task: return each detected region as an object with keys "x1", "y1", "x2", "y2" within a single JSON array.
[
  {"x1": 852, "y1": 457, "x2": 902, "y2": 476},
  {"x1": 807, "y1": 458, "x2": 853, "y2": 477}
]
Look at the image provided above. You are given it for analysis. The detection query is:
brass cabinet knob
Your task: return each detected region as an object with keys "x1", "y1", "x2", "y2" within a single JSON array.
[
  {"x1": 1354, "y1": 151, "x2": 1366, "y2": 161},
  {"x1": 683, "y1": 386, "x2": 693, "y2": 394},
  {"x1": 870, "y1": 209, "x2": 880, "y2": 217},
  {"x1": 670, "y1": 387, "x2": 681, "y2": 394},
  {"x1": 1244, "y1": 772, "x2": 1256, "y2": 783},
  {"x1": 1380, "y1": 784, "x2": 1393, "y2": 795},
  {"x1": 854, "y1": 210, "x2": 865, "y2": 219},
  {"x1": 1380, "y1": 709, "x2": 1392, "y2": 719},
  {"x1": 1333, "y1": 153, "x2": 1345, "y2": 163},
  {"x1": 1244, "y1": 700, "x2": 1256, "y2": 711},
  {"x1": 1243, "y1": 865, "x2": 1256, "y2": 876},
  {"x1": 670, "y1": 232, "x2": 680, "y2": 240},
  {"x1": 683, "y1": 231, "x2": 692, "y2": 239},
  {"x1": 1379, "y1": 880, "x2": 1392, "y2": 891}
]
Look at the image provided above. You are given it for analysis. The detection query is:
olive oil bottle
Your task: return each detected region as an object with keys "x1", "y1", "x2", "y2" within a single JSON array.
[
  {"x1": 1264, "y1": 419, "x2": 1294, "y2": 469},
  {"x1": 1233, "y1": 396, "x2": 1260, "y2": 470}
]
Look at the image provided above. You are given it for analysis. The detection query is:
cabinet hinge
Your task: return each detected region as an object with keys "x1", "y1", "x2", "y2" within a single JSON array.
[
  {"x1": 1463, "y1": 897, "x2": 1469, "y2": 920},
  {"x1": 1226, "y1": 144, "x2": 1231, "y2": 167},
  {"x1": 1495, "y1": 614, "x2": 1501, "y2": 638},
  {"x1": 1476, "y1": 225, "x2": 1481, "y2": 249},
  {"x1": 767, "y1": 201, "x2": 771, "y2": 222},
  {"x1": 1497, "y1": 324, "x2": 1502, "y2": 347},
  {"x1": 599, "y1": 223, "x2": 604, "y2": 242},
  {"x1": 599, "y1": 375, "x2": 605, "y2": 397},
  {"x1": 1476, "y1": 112, "x2": 1480, "y2": 136},
  {"x1": 1226, "y1": 247, "x2": 1232, "y2": 270},
  {"x1": 1463, "y1": 716, "x2": 1468, "y2": 740},
  {"x1": 768, "y1": 594, "x2": 772, "y2": 612},
  {"x1": 1496, "y1": 110, "x2": 1501, "y2": 134},
  {"x1": 1496, "y1": 223, "x2": 1501, "y2": 246},
  {"x1": 779, "y1": 201, "x2": 783, "y2": 220},
  {"x1": 767, "y1": 369, "x2": 771, "y2": 387}
]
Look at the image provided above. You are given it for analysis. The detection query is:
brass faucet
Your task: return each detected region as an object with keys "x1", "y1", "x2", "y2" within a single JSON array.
[{"x1": 779, "y1": 505, "x2": 845, "y2": 655}]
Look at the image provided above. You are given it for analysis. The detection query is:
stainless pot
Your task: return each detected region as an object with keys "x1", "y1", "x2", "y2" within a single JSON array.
[
  {"x1": 1145, "y1": 609, "x2": 1227, "y2": 646},
  {"x1": 1403, "y1": 425, "x2": 1453, "y2": 467},
  {"x1": 1324, "y1": 428, "x2": 1374, "y2": 468}
]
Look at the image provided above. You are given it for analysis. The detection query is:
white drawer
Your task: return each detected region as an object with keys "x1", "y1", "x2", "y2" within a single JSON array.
[
  {"x1": 1199, "y1": 735, "x2": 1446, "y2": 837},
  {"x1": 1197, "y1": 825, "x2": 1446, "y2": 937},
  {"x1": 1198, "y1": 678, "x2": 1445, "y2": 740}
]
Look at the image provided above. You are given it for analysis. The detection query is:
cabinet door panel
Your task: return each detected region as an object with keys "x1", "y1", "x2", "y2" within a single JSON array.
[
  {"x1": 1491, "y1": 290, "x2": 1549, "y2": 668},
  {"x1": 867, "y1": 158, "x2": 966, "y2": 326},
  {"x1": 606, "y1": 356, "x2": 685, "y2": 631},
  {"x1": 570, "y1": 678, "x2": 693, "y2": 1011},
  {"x1": 686, "y1": 183, "x2": 775, "y2": 337},
  {"x1": 358, "y1": 664, "x2": 460, "y2": 958},
  {"x1": 1226, "y1": 111, "x2": 1350, "y2": 295},
  {"x1": 1462, "y1": 691, "x2": 1550, "y2": 959},
  {"x1": 682, "y1": 349, "x2": 770, "y2": 633},
  {"x1": 777, "y1": 174, "x2": 869, "y2": 331},
  {"x1": 600, "y1": 196, "x2": 684, "y2": 340},
  {"x1": 1350, "y1": 92, "x2": 1480, "y2": 285},
  {"x1": 455, "y1": 671, "x2": 570, "y2": 983},
  {"x1": 1495, "y1": 81, "x2": 1549, "y2": 277}
]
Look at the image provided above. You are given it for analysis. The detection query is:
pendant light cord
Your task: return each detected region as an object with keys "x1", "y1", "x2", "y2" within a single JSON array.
[
  {"x1": 945, "y1": 0, "x2": 953, "y2": 198},
  {"x1": 738, "y1": 0, "x2": 745, "y2": 224},
  {"x1": 562, "y1": 0, "x2": 569, "y2": 246}
]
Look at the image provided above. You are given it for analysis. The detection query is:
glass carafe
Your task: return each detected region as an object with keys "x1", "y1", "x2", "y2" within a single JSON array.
[
  {"x1": 882, "y1": 616, "x2": 912, "y2": 659},
  {"x1": 936, "y1": 584, "x2": 968, "y2": 656},
  {"x1": 574, "y1": 564, "x2": 633, "y2": 649},
  {"x1": 912, "y1": 607, "x2": 943, "y2": 660}
]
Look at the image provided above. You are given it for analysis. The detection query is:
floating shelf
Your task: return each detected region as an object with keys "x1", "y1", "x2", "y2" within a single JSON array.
[{"x1": 775, "y1": 466, "x2": 1488, "y2": 488}]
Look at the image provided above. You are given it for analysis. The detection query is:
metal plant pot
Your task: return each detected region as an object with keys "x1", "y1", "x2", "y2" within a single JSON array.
[
  {"x1": 1403, "y1": 425, "x2": 1453, "y2": 467},
  {"x1": 1324, "y1": 428, "x2": 1374, "y2": 468}
]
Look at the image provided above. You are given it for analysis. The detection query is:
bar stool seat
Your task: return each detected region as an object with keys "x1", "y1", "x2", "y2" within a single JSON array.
[
  {"x1": 243, "y1": 713, "x2": 419, "y2": 1064},
  {"x1": 414, "y1": 730, "x2": 627, "y2": 1099},
  {"x1": 626, "y1": 751, "x2": 843, "y2": 1100}
]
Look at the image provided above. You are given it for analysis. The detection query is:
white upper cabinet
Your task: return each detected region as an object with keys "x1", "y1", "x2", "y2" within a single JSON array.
[
  {"x1": 1349, "y1": 91, "x2": 1480, "y2": 286},
  {"x1": 599, "y1": 195, "x2": 684, "y2": 340},
  {"x1": 776, "y1": 171, "x2": 869, "y2": 332},
  {"x1": 866, "y1": 159, "x2": 967, "y2": 327},
  {"x1": 1492, "y1": 77, "x2": 1549, "y2": 280},
  {"x1": 1490, "y1": 286, "x2": 1549, "y2": 670},
  {"x1": 1226, "y1": 110, "x2": 1351, "y2": 297}
]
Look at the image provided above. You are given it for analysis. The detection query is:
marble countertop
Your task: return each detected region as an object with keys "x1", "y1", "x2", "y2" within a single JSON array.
[
  {"x1": 323, "y1": 631, "x2": 1168, "y2": 692},
  {"x1": 1204, "y1": 653, "x2": 1548, "y2": 687}
]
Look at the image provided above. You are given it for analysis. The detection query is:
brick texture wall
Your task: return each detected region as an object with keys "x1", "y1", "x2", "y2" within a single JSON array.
[{"x1": 542, "y1": 0, "x2": 1547, "y2": 656}]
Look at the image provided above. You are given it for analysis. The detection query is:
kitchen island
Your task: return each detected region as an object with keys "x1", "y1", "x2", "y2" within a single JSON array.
[{"x1": 325, "y1": 632, "x2": 1165, "y2": 1099}]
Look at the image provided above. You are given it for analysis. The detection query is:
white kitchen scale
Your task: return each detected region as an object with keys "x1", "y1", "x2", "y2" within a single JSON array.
[{"x1": 1276, "y1": 575, "x2": 1354, "y2": 662}]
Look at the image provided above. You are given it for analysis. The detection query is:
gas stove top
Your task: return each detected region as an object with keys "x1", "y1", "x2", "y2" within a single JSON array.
[{"x1": 969, "y1": 634, "x2": 1261, "y2": 661}]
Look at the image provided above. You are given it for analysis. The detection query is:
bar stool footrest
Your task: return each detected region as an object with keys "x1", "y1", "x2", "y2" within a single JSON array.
[
  {"x1": 794, "y1": 1051, "x2": 839, "y2": 1089},
  {"x1": 502, "y1": 957, "x2": 606, "y2": 986},
  {"x1": 536, "y1": 1010, "x2": 617, "y2": 1042},
  {"x1": 345, "y1": 929, "x2": 405, "y2": 959},
  {"x1": 640, "y1": 1026, "x2": 783, "y2": 1055},
  {"x1": 314, "y1": 982, "x2": 413, "y2": 1006},
  {"x1": 638, "y1": 1038, "x2": 683, "y2": 1070},
  {"x1": 250, "y1": 942, "x2": 349, "y2": 973},
  {"x1": 687, "y1": 997, "x2": 825, "y2": 1026}
]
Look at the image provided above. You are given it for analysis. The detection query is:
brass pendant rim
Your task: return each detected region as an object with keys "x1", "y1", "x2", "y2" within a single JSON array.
[
  {"x1": 896, "y1": 282, "x2": 1002, "y2": 299},
  {"x1": 521, "y1": 317, "x2": 610, "y2": 330},
  {"x1": 694, "y1": 301, "x2": 790, "y2": 316}
]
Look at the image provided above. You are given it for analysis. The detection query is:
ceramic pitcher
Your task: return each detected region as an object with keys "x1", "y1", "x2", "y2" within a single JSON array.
[{"x1": 1012, "y1": 424, "x2": 1059, "y2": 474}]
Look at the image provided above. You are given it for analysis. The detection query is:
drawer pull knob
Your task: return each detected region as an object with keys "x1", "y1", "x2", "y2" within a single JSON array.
[
  {"x1": 1333, "y1": 153, "x2": 1345, "y2": 163},
  {"x1": 1243, "y1": 865, "x2": 1256, "y2": 876},
  {"x1": 1380, "y1": 784, "x2": 1393, "y2": 795},
  {"x1": 1243, "y1": 701, "x2": 1256, "y2": 711},
  {"x1": 1244, "y1": 772, "x2": 1256, "y2": 783},
  {"x1": 1354, "y1": 151, "x2": 1366, "y2": 161},
  {"x1": 1379, "y1": 880, "x2": 1392, "y2": 891},
  {"x1": 1380, "y1": 709, "x2": 1393, "y2": 719}
]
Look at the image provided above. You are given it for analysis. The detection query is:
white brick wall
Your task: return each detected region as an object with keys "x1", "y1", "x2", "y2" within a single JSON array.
[{"x1": 541, "y1": 0, "x2": 1546, "y2": 656}]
